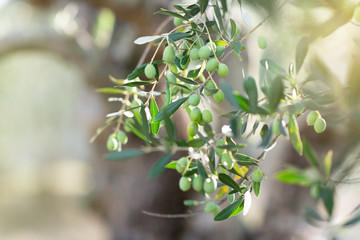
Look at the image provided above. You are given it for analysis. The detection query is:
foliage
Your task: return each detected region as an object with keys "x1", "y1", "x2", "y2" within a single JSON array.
[{"x1": 94, "y1": 0, "x2": 360, "y2": 228}]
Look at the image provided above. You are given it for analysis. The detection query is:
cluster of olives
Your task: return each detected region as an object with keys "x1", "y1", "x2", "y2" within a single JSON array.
[
  {"x1": 106, "y1": 130, "x2": 128, "y2": 151},
  {"x1": 306, "y1": 111, "x2": 326, "y2": 133},
  {"x1": 176, "y1": 157, "x2": 218, "y2": 193},
  {"x1": 143, "y1": 30, "x2": 229, "y2": 80}
]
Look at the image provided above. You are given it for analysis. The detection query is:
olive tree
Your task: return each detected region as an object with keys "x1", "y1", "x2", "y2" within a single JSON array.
[{"x1": 93, "y1": 0, "x2": 360, "y2": 227}]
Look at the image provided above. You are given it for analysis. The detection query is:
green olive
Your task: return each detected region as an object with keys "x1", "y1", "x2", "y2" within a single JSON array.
[
  {"x1": 169, "y1": 64, "x2": 179, "y2": 74},
  {"x1": 253, "y1": 170, "x2": 263, "y2": 182},
  {"x1": 106, "y1": 134, "x2": 118, "y2": 151},
  {"x1": 217, "y1": 63, "x2": 229, "y2": 77},
  {"x1": 115, "y1": 130, "x2": 128, "y2": 144},
  {"x1": 173, "y1": 17, "x2": 183, "y2": 26},
  {"x1": 205, "y1": 58, "x2": 219, "y2": 72},
  {"x1": 192, "y1": 174, "x2": 204, "y2": 192},
  {"x1": 204, "y1": 80, "x2": 217, "y2": 96},
  {"x1": 163, "y1": 46, "x2": 175, "y2": 64},
  {"x1": 190, "y1": 107, "x2": 202, "y2": 122},
  {"x1": 314, "y1": 117, "x2": 326, "y2": 133},
  {"x1": 203, "y1": 176, "x2": 217, "y2": 193},
  {"x1": 198, "y1": 46, "x2": 211, "y2": 59},
  {"x1": 215, "y1": 139, "x2": 226, "y2": 155},
  {"x1": 144, "y1": 64, "x2": 156, "y2": 79},
  {"x1": 171, "y1": 85, "x2": 180, "y2": 95},
  {"x1": 215, "y1": 45, "x2": 225, "y2": 57},
  {"x1": 176, "y1": 157, "x2": 188, "y2": 174},
  {"x1": 306, "y1": 111, "x2": 320, "y2": 126},
  {"x1": 272, "y1": 119, "x2": 281, "y2": 136},
  {"x1": 204, "y1": 202, "x2": 219, "y2": 214},
  {"x1": 166, "y1": 72, "x2": 177, "y2": 84},
  {"x1": 187, "y1": 122, "x2": 198, "y2": 137},
  {"x1": 202, "y1": 110, "x2": 213, "y2": 123},
  {"x1": 221, "y1": 152, "x2": 234, "y2": 170},
  {"x1": 206, "y1": 42, "x2": 217, "y2": 53},
  {"x1": 257, "y1": 35, "x2": 267, "y2": 49},
  {"x1": 227, "y1": 193, "x2": 235, "y2": 203},
  {"x1": 190, "y1": 48, "x2": 200, "y2": 60},
  {"x1": 188, "y1": 94, "x2": 201, "y2": 106},
  {"x1": 194, "y1": 37, "x2": 204, "y2": 49},
  {"x1": 179, "y1": 176, "x2": 192, "y2": 191},
  {"x1": 213, "y1": 89, "x2": 224, "y2": 103}
]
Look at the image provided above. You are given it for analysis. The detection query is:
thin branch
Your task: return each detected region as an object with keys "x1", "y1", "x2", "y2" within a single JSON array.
[
  {"x1": 142, "y1": 210, "x2": 199, "y2": 218},
  {"x1": 136, "y1": 16, "x2": 172, "y2": 68},
  {"x1": 240, "y1": 0, "x2": 289, "y2": 42}
]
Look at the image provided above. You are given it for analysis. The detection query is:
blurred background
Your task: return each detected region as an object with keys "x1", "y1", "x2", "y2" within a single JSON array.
[{"x1": 0, "y1": 0, "x2": 359, "y2": 239}]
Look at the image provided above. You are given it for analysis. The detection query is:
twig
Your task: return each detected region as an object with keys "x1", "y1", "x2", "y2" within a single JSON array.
[
  {"x1": 136, "y1": 16, "x2": 173, "y2": 68},
  {"x1": 142, "y1": 210, "x2": 199, "y2": 218},
  {"x1": 240, "y1": 0, "x2": 289, "y2": 42}
]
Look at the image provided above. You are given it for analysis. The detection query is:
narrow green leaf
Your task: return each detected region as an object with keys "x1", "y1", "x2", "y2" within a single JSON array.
[
  {"x1": 197, "y1": 160, "x2": 208, "y2": 178},
  {"x1": 106, "y1": 149, "x2": 145, "y2": 161},
  {"x1": 253, "y1": 181, "x2": 260, "y2": 197},
  {"x1": 186, "y1": 4, "x2": 200, "y2": 17},
  {"x1": 121, "y1": 81, "x2": 154, "y2": 87},
  {"x1": 234, "y1": 154, "x2": 258, "y2": 165},
  {"x1": 230, "y1": 40, "x2": 242, "y2": 53},
  {"x1": 214, "y1": 198, "x2": 243, "y2": 221},
  {"x1": 174, "y1": 4, "x2": 193, "y2": 19},
  {"x1": 154, "y1": 97, "x2": 188, "y2": 122},
  {"x1": 174, "y1": 56, "x2": 184, "y2": 70},
  {"x1": 198, "y1": 0, "x2": 209, "y2": 14},
  {"x1": 150, "y1": 97, "x2": 160, "y2": 135},
  {"x1": 128, "y1": 120, "x2": 148, "y2": 142},
  {"x1": 215, "y1": 144, "x2": 245, "y2": 151},
  {"x1": 148, "y1": 154, "x2": 172, "y2": 178},
  {"x1": 96, "y1": 88, "x2": 125, "y2": 94},
  {"x1": 134, "y1": 35, "x2": 162, "y2": 45},
  {"x1": 209, "y1": 148, "x2": 216, "y2": 173},
  {"x1": 320, "y1": 185, "x2": 334, "y2": 217},
  {"x1": 218, "y1": 173, "x2": 241, "y2": 192},
  {"x1": 230, "y1": 117, "x2": 238, "y2": 138},
  {"x1": 213, "y1": 2, "x2": 225, "y2": 34},
  {"x1": 276, "y1": 169, "x2": 312, "y2": 186},
  {"x1": 303, "y1": 139, "x2": 319, "y2": 169},
  {"x1": 296, "y1": 37, "x2": 310, "y2": 73},
  {"x1": 165, "y1": 161, "x2": 177, "y2": 169},
  {"x1": 234, "y1": 93, "x2": 250, "y2": 112},
  {"x1": 343, "y1": 214, "x2": 360, "y2": 227},
  {"x1": 220, "y1": 80, "x2": 240, "y2": 110},
  {"x1": 186, "y1": 138, "x2": 209, "y2": 148},
  {"x1": 155, "y1": 9, "x2": 187, "y2": 20},
  {"x1": 163, "y1": 108, "x2": 176, "y2": 140},
  {"x1": 288, "y1": 115, "x2": 303, "y2": 155},
  {"x1": 260, "y1": 59, "x2": 287, "y2": 76},
  {"x1": 168, "y1": 32, "x2": 193, "y2": 41},
  {"x1": 174, "y1": 73, "x2": 199, "y2": 85},
  {"x1": 139, "y1": 106, "x2": 150, "y2": 139},
  {"x1": 243, "y1": 77, "x2": 258, "y2": 113},
  {"x1": 323, "y1": 150, "x2": 333, "y2": 179},
  {"x1": 220, "y1": 0, "x2": 228, "y2": 14},
  {"x1": 230, "y1": 19, "x2": 237, "y2": 39},
  {"x1": 268, "y1": 77, "x2": 284, "y2": 112}
]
